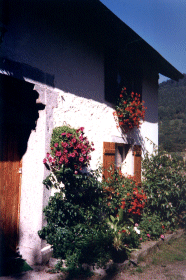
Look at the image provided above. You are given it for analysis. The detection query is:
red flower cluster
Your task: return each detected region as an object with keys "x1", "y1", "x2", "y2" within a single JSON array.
[
  {"x1": 120, "y1": 199, "x2": 126, "y2": 209},
  {"x1": 104, "y1": 169, "x2": 147, "y2": 221},
  {"x1": 113, "y1": 88, "x2": 146, "y2": 132},
  {"x1": 128, "y1": 188, "x2": 147, "y2": 216},
  {"x1": 117, "y1": 187, "x2": 146, "y2": 216},
  {"x1": 43, "y1": 127, "x2": 95, "y2": 173}
]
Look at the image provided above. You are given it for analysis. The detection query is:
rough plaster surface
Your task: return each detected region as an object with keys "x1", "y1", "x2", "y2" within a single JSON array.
[
  {"x1": 1, "y1": 11, "x2": 158, "y2": 264},
  {"x1": 53, "y1": 89, "x2": 124, "y2": 170},
  {"x1": 52, "y1": 86, "x2": 158, "y2": 172},
  {"x1": 19, "y1": 109, "x2": 46, "y2": 264},
  {"x1": 18, "y1": 77, "x2": 158, "y2": 265},
  {"x1": 0, "y1": 0, "x2": 160, "y2": 267},
  {"x1": 19, "y1": 83, "x2": 57, "y2": 265}
]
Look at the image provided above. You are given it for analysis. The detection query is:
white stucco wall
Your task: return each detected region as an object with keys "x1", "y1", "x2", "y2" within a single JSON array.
[
  {"x1": 19, "y1": 110, "x2": 46, "y2": 264},
  {"x1": 0, "y1": 4, "x2": 108, "y2": 264},
  {"x1": 52, "y1": 88, "x2": 147, "y2": 174},
  {"x1": 0, "y1": 2, "x2": 159, "y2": 265},
  {"x1": 53, "y1": 90, "x2": 120, "y2": 170},
  {"x1": 121, "y1": 148, "x2": 134, "y2": 176},
  {"x1": 18, "y1": 83, "x2": 51, "y2": 264},
  {"x1": 16, "y1": 82, "x2": 58, "y2": 265},
  {"x1": 0, "y1": 63, "x2": 159, "y2": 267}
]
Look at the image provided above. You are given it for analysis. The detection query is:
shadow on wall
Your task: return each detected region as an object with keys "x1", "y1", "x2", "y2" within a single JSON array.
[
  {"x1": 0, "y1": 73, "x2": 46, "y2": 160},
  {"x1": 124, "y1": 128, "x2": 146, "y2": 155},
  {"x1": 0, "y1": 74, "x2": 45, "y2": 275},
  {"x1": 0, "y1": 58, "x2": 54, "y2": 88}
]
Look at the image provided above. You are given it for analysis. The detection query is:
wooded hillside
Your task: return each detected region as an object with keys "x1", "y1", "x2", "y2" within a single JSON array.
[{"x1": 158, "y1": 74, "x2": 186, "y2": 152}]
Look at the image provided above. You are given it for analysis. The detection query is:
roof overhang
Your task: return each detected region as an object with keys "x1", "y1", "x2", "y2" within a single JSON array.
[
  {"x1": 3, "y1": 0, "x2": 184, "y2": 81},
  {"x1": 96, "y1": 0, "x2": 183, "y2": 81}
]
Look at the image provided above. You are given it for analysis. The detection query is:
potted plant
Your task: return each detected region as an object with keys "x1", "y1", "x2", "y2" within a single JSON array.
[{"x1": 113, "y1": 87, "x2": 146, "y2": 133}]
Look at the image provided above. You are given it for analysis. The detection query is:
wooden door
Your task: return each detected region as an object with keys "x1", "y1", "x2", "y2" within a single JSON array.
[
  {"x1": 0, "y1": 125, "x2": 22, "y2": 252},
  {"x1": 133, "y1": 145, "x2": 141, "y2": 186},
  {"x1": 0, "y1": 74, "x2": 41, "y2": 253}
]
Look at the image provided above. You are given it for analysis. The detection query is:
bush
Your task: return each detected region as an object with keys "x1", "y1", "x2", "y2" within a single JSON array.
[
  {"x1": 39, "y1": 168, "x2": 113, "y2": 269},
  {"x1": 102, "y1": 168, "x2": 147, "y2": 224},
  {"x1": 39, "y1": 126, "x2": 114, "y2": 270},
  {"x1": 142, "y1": 148, "x2": 186, "y2": 229},
  {"x1": 43, "y1": 126, "x2": 95, "y2": 173},
  {"x1": 139, "y1": 213, "x2": 165, "y2": 241},
  {"x1": 102, "y1": 168, "x2": 146, "y2": 251},
  {"x1": 40, "y1": 125, "x2": 186, "y2": 270}
]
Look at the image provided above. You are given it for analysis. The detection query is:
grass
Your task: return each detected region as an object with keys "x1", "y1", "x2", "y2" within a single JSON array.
[
  {"x1": 135, "y1": 266, "x2": 143, "y2": 273},
  {"x1": 149, "y1": 233, "x2": 186, "y2": 265},
  {"x1": 131, "y1": 232, "x2": 186, "y2": 279}
]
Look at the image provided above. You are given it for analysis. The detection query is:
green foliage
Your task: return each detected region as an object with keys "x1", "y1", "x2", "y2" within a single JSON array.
[
  {"x1": 102, "y1": 169, "x2": 144, "y2": 251},
  {"x1": 40, "y1": 122, "x2": 186, "y2": 273},
  {"x1": 40, "y1": 126, "x2": 114, "y2": 270},
  {"x1": 159, "y1": 74, "x2": 186, "y2": 152},
  {"x1": 142, "y1": 148, "x2": 186, "y2": 229},
  {"x1": 102, "y1": 168, "x2": 146, "y2": 224},
  {"x1": 135, "y1": 266, "x2": 143, "y2": 273},
  {"x1": 50, "y1": 126, "x2": 78, "y2": 156},
  {"x1": 139, "y1": 214, "x2": 165, "y2": 241},
  {"x1": 55, "y1": 264, "x2": 94, "y2": 279},
  {"x1": 106, "y1": 208, "x2": 133, "y2": 251},
  {"x1": 114, "y1": 87, "x2": 146, "y2": 132},
  {"x1": 45, "y1": 125, "x2": 94, "y2": 173},
  {"x1": 39, "y1": 169, "x2": 113, "y2": 269},
  {"x1": 123, "y1": 227, "x2": 140, "y2": 249}
]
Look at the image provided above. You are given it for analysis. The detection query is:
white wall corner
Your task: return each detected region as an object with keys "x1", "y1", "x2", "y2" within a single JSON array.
[{"x1": 19, "y1": 89, "x2": 47, "y2": 265}]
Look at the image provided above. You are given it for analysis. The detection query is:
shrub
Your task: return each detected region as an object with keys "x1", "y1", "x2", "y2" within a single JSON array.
[
  {"x1": 102, "y1": 168, "x2": 146, "y2": 252},
  {"x1": 139, "y1": 213, "x2": 165, "y2": 241},
  {"x1": 39, "y1": 168, "x2": 113, "y2": 269},
  {"x1": 43, "y1": 126, "x2": 95, "y2": 173},
  {"x1": 142, "y1": 148, "x2": 186, "y2": 229},
  {"x1": 102, "y1": 168, "x2": 147, "y2": 224},
  {"x1": 39, "y1": 126, "x2": 114, "y2": 270}
]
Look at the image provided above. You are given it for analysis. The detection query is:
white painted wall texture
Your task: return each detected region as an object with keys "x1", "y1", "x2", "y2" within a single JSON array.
[
  {"x1": 0, "y1": 64, "x2": 158, "y2": 267},
  {"x1": 0, "y1": 1, "x2": 158, "y2": 265},
  {"x1": 18, "y1": 84, "x2": 48, "y2": 264},
  {"x1": 15, "y1": 74, "x2": 158, "y2": 265},
  {"x1": 53, "y1": 89, "x2": 120, "y2": 170},
  {"x1": 19, "y1": 110, "x2": 46, "y2": 264}
]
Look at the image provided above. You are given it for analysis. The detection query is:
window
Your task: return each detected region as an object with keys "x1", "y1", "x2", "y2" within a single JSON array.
[
  {"x1": 104, "y1": 48, "x2": 143, "y2": 104},
  {"x1": 103, "y1": 142, "x2": 141, "y2": 185},
  {"x1": 115, "y1": 144, "x2": 124, "y2": 168}
]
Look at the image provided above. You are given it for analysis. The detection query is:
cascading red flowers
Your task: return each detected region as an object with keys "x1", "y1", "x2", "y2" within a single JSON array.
[
  {"x1": 127, "y1": 187, "x2": 147, "y2": 216},
  {"x1": 43, "y1": 127, "x2": 95, "y2": 173},
  {"x1": 113, "y1": 87, "x2": 146, "y2": 132},
  {"x1": 116, "y1": 180, "x2": 147, "y2": 217},
  {"x1": 103, "y1": 169, "x2": 147, "y2": 222}
]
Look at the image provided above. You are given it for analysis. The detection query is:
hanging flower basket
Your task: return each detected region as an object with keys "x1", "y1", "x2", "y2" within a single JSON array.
[{"x1": 113, "y1": 87, "x2": 146, "y2": 133}]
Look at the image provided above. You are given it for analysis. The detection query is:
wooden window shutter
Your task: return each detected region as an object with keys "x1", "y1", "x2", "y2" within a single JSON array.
[
  {"x1": 133, "y1": 145, "x2": 141, "y2": 186},
  {"x1": 103, "y1": 142, "x2": 115, "y2": 180}
]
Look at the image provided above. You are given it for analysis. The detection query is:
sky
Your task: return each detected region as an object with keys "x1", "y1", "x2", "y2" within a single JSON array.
[{"x1": 100, "y1": 0, "x2": 186, "y2": 83}]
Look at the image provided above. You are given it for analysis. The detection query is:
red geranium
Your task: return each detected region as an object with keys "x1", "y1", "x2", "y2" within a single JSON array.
[{"x1": 113, "y1": 87, "x2": 146, "y2": 133}]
